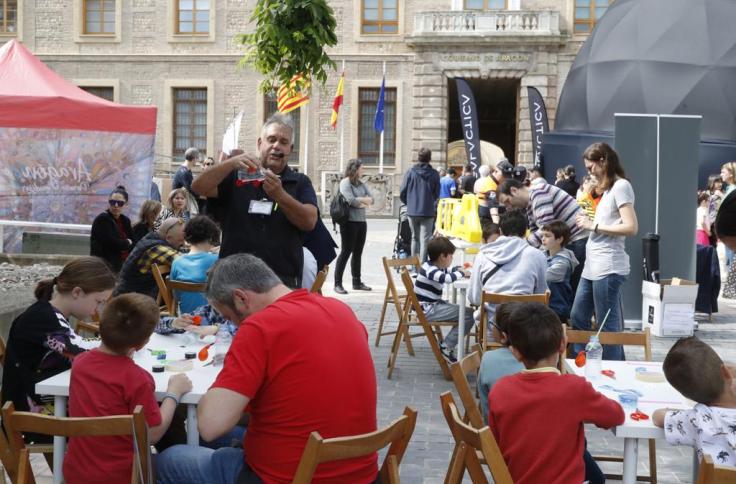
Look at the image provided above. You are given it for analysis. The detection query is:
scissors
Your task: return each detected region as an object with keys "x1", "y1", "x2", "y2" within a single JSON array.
[{"x1": 630, "y1": 409, "x2": 649, "y2": 421}]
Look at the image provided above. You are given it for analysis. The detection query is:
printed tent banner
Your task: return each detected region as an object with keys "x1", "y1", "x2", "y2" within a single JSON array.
[{"x1": 0, "y1": 40, "x2": 157, "y2": 252}]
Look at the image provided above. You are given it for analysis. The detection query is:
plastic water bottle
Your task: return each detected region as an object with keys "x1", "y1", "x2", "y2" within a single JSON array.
[
  {"x1": 585, "y1": 335, "x2": 603, "y2": 380},
  {"x1": 213, "y1": 325, "x2": 232, "y2": 367}
]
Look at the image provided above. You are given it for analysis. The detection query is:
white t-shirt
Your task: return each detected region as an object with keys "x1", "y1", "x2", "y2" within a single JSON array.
[
  {"x1": 697, "y1": 206, "x2": 711, "y2": 231},
  {"x1": 664, "y1": 404, "x2": 736, "y2": 466},
  {"x1": 582, "y1": 178, "x2": 635, "y2": 280}
]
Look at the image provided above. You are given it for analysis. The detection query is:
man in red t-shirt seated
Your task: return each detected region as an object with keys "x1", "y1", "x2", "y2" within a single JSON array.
[{"x1": 156, "y1": 254, "x2": 378, "y2": 484}]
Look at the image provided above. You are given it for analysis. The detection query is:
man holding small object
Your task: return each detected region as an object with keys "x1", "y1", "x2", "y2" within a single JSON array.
[{"x1": 192, "y1": 113, "x2": 318, "y2": 288}]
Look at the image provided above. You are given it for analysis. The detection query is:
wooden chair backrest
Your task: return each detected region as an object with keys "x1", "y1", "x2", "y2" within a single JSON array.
[
  {"x1": 440, "y1": 392, "x2": 513, "y2": 484},
  {"x1": 449, "y1": 351, "x2": 484, "y2": 429},
  {"x1": 2, "y1": 402, "x2": 151, "y2": 484},
  {"x1": 310, "y1": 266, "x2": 329, "y2": 294},
  {"x1": 383, "y1": 256, "x2": 419, "y2": 299},
  {"x1": 696, "y1": 454, "x2": 736, "y2": 484},
  {"x1": 292, "y1": 406, "x2": 417, "y2": 484},
  {"x1": 167, "y1": 279, "x2": 207, "y2": 315},
  {"x1": 151, "y1": 263, "x2": 172, "y2": 312},
  {"x1": 565, "y1": 327, "x2": 652, "y2": 361},
  {"x1": 478, "y1": 291, "x2": 550, "y2": 350},
  {"x1": 400, "y1": 268, "x2": 426, "y2": 323}
]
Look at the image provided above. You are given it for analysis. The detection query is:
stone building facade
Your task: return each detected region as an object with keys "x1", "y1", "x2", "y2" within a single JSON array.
[{"x1": 0, "y1": 0, "x2": 610, "y2": 214}]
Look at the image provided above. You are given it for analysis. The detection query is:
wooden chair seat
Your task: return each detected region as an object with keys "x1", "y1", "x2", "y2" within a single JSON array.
[
  {"x1": 478, "y1": 291, "x2": 550, "y2": 351},
  {"x1": 564, "y1": 327, "x2": 657, "y2": 483},
  {"x1": 151, "y1": 263, "x2": 172, "y2": 315},
  {"x1": 310, "y1": 266, "x2": 329, "y2": 294},
  {"x1": 696, "y1": 454, "x2": 736, "y2": 483},
  {"x1": 292, "y1": 407, "x2": 417, "y2": 484},
  {"x1": 2, "y1": 402, "x2": 151, "y2": 483}
]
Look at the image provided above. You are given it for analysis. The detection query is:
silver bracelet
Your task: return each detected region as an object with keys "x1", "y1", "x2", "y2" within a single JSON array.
[{"x1": 162, "y1": 392, "x2": 180, "y2": 406}]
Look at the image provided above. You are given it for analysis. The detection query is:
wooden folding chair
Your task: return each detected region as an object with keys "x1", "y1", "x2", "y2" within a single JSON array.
[
  {"x1": 310, "y1": 266, "x2": 329, "y2": 294},
  {"x1": 292, "y1": 406, "x2": 417, "y2": 484},
  {"x1": 564, "y1": 327, "x2": 656, "y2": 483},
  {"x1": 440, "y1": 392, "x2": 512, "y2": 484},
  {"x1": 449, "y1": 349, "x2": 484, "y2": 429},
  {"x1": 168, "y1": 280, "x2": 207, "y2": 316},
  {"x1": 696, "y1": 454, "x2": 736, "y2": 483},
  {"x1": 376, "y1": 256, "x2": 419, "y2": 349},
  {"x1": 151, "y1": 263, "x2": 172, "y2": 314},
  {"x1": 2, "y1": 402, "x2": 151, "y2": 484},
  {"x1": 387, "y1": 269, "x2": 458, "y2": 380},
  {"x1": 478, "y1": 291, "x2": 550, "y2": 351}
]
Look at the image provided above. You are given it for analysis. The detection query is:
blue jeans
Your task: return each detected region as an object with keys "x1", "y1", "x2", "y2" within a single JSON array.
[
  {"x1": 570, "y1": 274, "x2": 627, "y2": 361},
  {"x1": 156, "y1": 445, "x2": 262, "y2": 484}
]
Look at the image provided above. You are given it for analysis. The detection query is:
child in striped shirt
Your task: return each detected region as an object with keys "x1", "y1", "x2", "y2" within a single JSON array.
[{"x1": 415, "y1": 236, "x2": 473, "y2": 362}]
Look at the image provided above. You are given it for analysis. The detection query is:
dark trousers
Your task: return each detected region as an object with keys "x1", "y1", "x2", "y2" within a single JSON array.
[
  {"x1": 334, "y1": 221, "x2": 367, "y2": 286},
  {"x1": 567, "y1": 237, "x2": 588, "y2": 294}
]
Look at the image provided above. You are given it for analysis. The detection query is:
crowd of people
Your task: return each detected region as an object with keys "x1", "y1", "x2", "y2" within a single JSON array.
[{"x1": 6, "y1": 109, "x2": 736, "y2": 483}]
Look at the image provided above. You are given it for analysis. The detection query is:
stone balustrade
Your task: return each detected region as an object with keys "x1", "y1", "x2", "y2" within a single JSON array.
[{"x1": 413, "y1": 10, "x2": 560, "y2": 37}]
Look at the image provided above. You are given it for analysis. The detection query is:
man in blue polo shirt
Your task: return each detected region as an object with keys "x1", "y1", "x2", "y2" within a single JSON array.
[
  {"x1": 439, "y1": 167, "x2": 459, "y2": 199},
  {"x1": 192, "y1": 113, "x2": 318, "y2": 288}
]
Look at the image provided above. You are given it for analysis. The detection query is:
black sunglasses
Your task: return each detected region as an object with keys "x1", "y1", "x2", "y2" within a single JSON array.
[{"x1": 109, "y1": 199, "x2": 125, "y2": 207}]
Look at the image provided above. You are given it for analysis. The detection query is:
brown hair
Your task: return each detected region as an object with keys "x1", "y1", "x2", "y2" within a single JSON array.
[
  {"x1": 427, "y1": 236, "x2": 456, "y2": 262},
  {"x1": 418, "y1": 147, "x2": 432, "y2": 164},
  {"x1": 663, "y1": 337, "x2": 725, "y2": 405},
  {"x1": 697, "y1": 191, "x2": 710, "y2": 206},
  {"x1": 138, "y1": 200, "x2": 163, "y2": 229},
  {"x1": 344, "y1": 158, "x2": 364, "y2": 185},
  {"x1": 541, "y1": 220, "x2": 572, "y2": 246},
  {"x1": 480, "y1": 218, "x2": 500, "y2": 242},
  {"x1": 582, "y1": 142, "x2": 626, "y2": 191},
  {"x1": 506, "y1": 303, "x2": 562, "y2": 367},
  {"x1": 167, "y1": 188, "x2": 188, "y2": 212},
  {"x1": 494, "y1": 302, "x2": 521, "y2": 335},
  {"x1": 99, "y1": 294, "x2": 159, "y2": 354},
  {"x1": 34, "y1": 257, "x2": 116, "y2": 301}
]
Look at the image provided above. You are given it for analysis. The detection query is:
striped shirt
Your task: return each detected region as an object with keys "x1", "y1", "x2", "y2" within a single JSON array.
[
  {"x1": 415, "y1": 261, "x2": 464, "y2": 307},
  {"x1": 527, "y1": 183, "x2": 587, "y2": 248}
]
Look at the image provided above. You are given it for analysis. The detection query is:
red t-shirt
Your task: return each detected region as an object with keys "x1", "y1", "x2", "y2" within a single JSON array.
[
  {"x1": 212, "y1": 289, "x2": 378, "y2": 484},
  {"x1": 63, "y1": 350, "x2": 162, "y2": 484},
  {"x1": 488, "y1": 371, "x2": 625, "y2": 484}
]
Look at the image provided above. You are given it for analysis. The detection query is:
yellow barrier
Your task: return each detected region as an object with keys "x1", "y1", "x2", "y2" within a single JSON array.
[{"x1": 434, "y1": 195, "x2": 482, "y2": 243}]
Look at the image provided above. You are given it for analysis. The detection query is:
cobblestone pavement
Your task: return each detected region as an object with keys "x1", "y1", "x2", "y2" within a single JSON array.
[{"x1": 18, "y1": 219, "x2": 736, "y2": 483}]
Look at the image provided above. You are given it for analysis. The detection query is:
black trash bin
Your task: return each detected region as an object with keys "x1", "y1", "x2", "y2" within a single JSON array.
[{"x1": 642, "y1": 233, "x2": 661, "y2": 283}]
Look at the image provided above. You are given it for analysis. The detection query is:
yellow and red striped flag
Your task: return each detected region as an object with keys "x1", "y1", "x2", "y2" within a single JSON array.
[
  {"x1": 330, "y1": 72, "x2": 345, "y2": 129},
  {"x1": 277, "y1": 75, "x2": 310, "y2": 114}
]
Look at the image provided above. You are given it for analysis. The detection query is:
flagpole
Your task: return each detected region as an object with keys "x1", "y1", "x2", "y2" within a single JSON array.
[
  {"x1": 379, "y1": 61, "x2": 386, "y2": 174},
  {"x1": 339, "y1": 59, "x2": 346, "y2": 173},
  {"x1": 303, "y1": 102, "x2": 309, "y2": 176}
]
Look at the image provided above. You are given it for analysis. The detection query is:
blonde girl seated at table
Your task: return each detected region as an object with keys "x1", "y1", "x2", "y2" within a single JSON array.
[{"x1": 1, "y1": 257, "x2": 115, "y2": 422}]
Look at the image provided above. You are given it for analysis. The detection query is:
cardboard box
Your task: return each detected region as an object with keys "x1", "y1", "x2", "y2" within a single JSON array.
[{"x1": 642, "y1": 279, "x2": 699, "y2": 337}]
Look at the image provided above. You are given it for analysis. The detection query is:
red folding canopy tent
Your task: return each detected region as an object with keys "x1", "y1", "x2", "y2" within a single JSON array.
[{"x1": 0, "y1": 39, "x2": 156, "y2": 134}]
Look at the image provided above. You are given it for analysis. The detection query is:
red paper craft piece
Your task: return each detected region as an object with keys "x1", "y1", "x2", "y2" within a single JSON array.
[
  {"x1": 191, "y1": 315, "x2": 202, "y2": 326},
  {"x1": 630, "y1": 409, "x2": 649, "y2": 421},
  {"x1": 463, "y1": 262, "x2": 472, "y2": 269},
  {"x1": 601, "y1": 369, "x2": 616, "y2": 379},
  {"x1": 197, "y1": 343, "x2": 214, "y2": 362},
  {"x1": 235, "y1": 179, "x2": 246, "y2": 187},
  {"x1": 574, "y1": 350, "x2": 586, "y2": 367}
]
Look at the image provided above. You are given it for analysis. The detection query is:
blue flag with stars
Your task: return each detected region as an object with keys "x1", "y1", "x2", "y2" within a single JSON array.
[{"x1": 374, "y1": 76, "x2": 385, "y2": 133}]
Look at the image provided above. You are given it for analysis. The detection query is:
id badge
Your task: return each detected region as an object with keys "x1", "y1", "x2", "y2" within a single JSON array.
[{"x1": 248, "y1": 199, "x2": 273, "y2": 215}]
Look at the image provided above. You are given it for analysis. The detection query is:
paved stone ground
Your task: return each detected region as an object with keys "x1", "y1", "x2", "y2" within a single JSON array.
[{"x1": 18, "y1": 218, "x2": 736, "y2": 483}]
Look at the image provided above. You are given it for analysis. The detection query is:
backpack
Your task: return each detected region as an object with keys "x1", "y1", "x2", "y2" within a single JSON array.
[{"x1": 329, "y1": 191, "x2": 350, "y2": 230}]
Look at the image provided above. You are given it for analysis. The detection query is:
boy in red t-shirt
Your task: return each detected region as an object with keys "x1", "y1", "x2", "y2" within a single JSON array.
[
  {"x1": 488, "y1": 303, "x2": 624, "y2": 484},
  {"x1": 63, "y1": 294, "x2": 192, "y2": 484}
]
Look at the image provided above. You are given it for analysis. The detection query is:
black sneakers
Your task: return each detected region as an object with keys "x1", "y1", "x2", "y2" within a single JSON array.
[
  {"x1": 334, "y1": 284, "x2": 348, "y2": 295},
  {"x1": 353, "y1": 283, "x2": 372, "y2": 291},
  {"x1": 439, "y1": 342, "x2": 457, "y2": 363}
]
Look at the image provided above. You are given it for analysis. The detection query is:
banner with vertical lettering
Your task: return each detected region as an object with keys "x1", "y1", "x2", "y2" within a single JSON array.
[
  {"x1": 455, "y1": 79, "x2": 481, "y2": 175},
  {"x1": 527, "y1": 86, "x2": 549, "y2": 170}
]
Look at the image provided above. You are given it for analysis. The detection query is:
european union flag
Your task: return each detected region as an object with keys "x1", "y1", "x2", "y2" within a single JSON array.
[{"x1": 374, "y1": 76, "x2": 385, "y2": 133}]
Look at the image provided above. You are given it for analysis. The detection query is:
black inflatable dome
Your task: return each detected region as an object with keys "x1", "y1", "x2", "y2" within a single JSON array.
[{"x1": 555, "y1": 0, "x2": 736, "y2": 142}]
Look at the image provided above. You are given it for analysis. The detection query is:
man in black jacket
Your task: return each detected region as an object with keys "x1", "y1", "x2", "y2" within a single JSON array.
[{"x1": 400, "y1": 147, "x2": 440, "y2": 263}]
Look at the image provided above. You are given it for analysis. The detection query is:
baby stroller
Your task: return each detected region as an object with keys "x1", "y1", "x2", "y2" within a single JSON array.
[{"x1": 393, "y1": 204, "x2": 412, "y2": 264}]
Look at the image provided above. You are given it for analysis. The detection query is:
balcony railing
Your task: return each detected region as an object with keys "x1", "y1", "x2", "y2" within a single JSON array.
[{"x1": 413, "y1": 10, "x2": 560, "y2": 37}]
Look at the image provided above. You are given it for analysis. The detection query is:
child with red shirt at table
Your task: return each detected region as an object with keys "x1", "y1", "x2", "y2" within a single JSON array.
[
  {"x1": 63, "y1": 294, "x2": 193, "y2": 484},
  {"x1": 653, "y1": 337, "x2": 736, "y2": 467},
  {"x1": 488, "y1": 303, "x2": 625, "y2": 484}
]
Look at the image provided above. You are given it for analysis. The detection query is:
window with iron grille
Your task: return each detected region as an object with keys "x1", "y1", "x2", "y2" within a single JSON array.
[
  {"x1": 176, "y1": 0, "x2": 209, "y2": 34},
  {"x1": 263, "y1": 96, "x2": 301, "y2": 165},
  {"x1": 1, "y1": 0, "x2": 18, "y2": 34},
  {"x1": 79, "y1": 86, "x2": 114, "y2": 102},
  {"x1": 574, "y1": 0, "x2": 612, "y2": 34},
  {"x1": 464, "y1": 0, "x2": 506, "y2": 9},
  {"x1": 83, "y1": 0, "x2": 115, "y2": 35},
  {"x1": 173, "y1": 88, "x2": 207, "y2": 157},
  {"x1": 358, "y1": 87, "x2": 396, "y2": 166},
  {"x1": 361, "y1": 0, "x2": 398, "y2": 34}
]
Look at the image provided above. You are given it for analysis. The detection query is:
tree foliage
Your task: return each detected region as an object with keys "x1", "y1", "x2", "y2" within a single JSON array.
[{"x1": 237, "y1": 0, "x2": 338, "y2": 95}]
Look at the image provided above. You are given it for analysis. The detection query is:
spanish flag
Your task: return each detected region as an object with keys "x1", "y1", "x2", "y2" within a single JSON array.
[
  {"x1": 277, "y1": 75, "x2": 310, "y2": 114},
  {"x1": 330, "y1": 72, "x2": 345, "y2": 129}
]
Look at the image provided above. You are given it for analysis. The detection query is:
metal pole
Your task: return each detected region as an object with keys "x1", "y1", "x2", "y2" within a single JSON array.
[
  {"x1": 339, "y1": 59, "x2": 346, "y2": 173},
  {"x1": 379, "y1": 61, "x2": 386, "y2": 174},
  {"x1": 303, "y1": 103, "x2": 309, "y2": 175}
]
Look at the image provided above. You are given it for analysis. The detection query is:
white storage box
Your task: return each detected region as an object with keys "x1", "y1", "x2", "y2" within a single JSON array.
[{"x1": 642, "y1": 278, "x2": 698, "y2": 337}]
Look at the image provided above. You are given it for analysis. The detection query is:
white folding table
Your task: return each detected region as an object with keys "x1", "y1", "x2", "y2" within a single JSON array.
[
  {"x1": 452, "y1": 278, "x2": 470, "y2": 360},
  {"x1": 36, "y1": 332, "x2": 223, "y2": 484},
  {"x1": 564, "y1": 359, "x2": 693, "y2": 484}
]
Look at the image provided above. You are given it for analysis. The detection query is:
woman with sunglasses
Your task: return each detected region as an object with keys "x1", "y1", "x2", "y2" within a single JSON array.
[{"x1": 90, "y1": 185, "x2": 133, "y2": 272}]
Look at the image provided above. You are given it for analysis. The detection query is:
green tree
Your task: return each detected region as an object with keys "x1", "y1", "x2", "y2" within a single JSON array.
[{"x1": 238, "y1": 0, "x2": 338, "y2": 94}]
